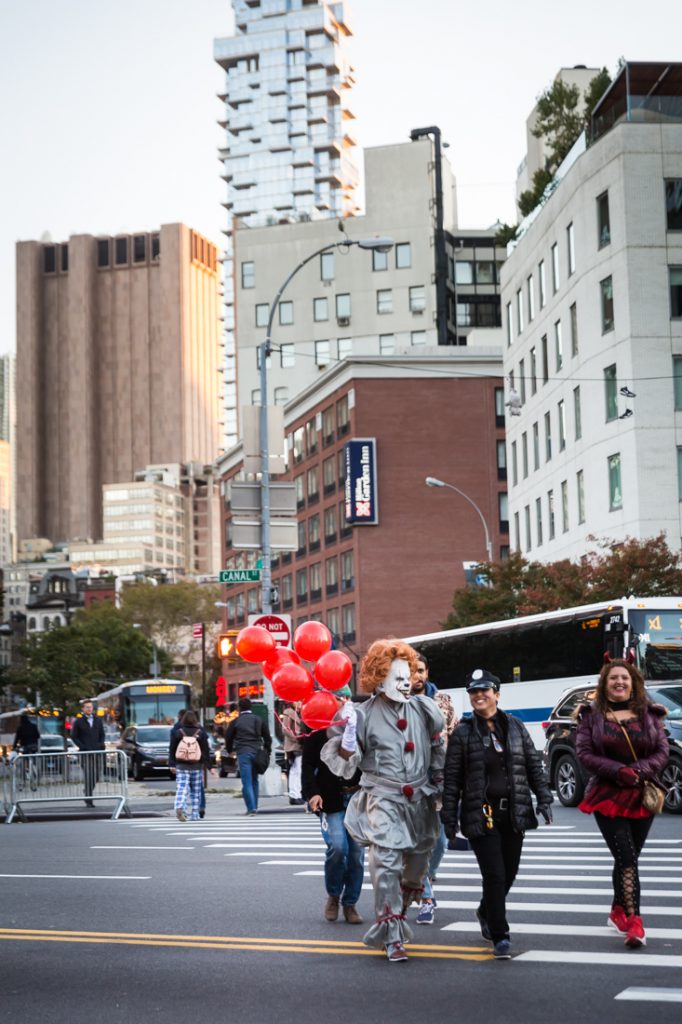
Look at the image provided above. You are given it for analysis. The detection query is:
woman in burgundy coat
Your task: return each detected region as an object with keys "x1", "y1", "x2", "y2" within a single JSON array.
[{"x1": 576, "y1": 659, "x2": 668, "y2": 949}]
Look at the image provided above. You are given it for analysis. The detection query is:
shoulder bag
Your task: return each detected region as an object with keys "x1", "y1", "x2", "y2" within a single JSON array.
[{"x1": 610, "y1": 713, "x2": 666, "y2": 815}]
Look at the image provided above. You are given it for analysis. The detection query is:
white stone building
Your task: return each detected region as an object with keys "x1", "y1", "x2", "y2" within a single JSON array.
[{"x1": 502, "y1": 61, "x2": 682, "y2": 561}]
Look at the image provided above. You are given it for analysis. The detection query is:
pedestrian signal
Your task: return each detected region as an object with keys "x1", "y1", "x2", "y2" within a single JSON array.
[{"x1": 216, "y1": 631, "x2": 240, "y2": 662}]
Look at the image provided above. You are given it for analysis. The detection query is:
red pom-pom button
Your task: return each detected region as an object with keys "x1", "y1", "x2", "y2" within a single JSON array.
[
  {"x1": 402, "y1": 784, "x2": 414, "y2": 799},
  {"x1": 397, "y1": 718, "x2": 408, "y2": 731},
  {"x1": 405, "y1": 741, "x2": 415, "y2": 752}
]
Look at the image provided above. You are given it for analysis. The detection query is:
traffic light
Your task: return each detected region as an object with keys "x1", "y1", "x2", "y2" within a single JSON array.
[{"x1": 216, "y1": 630, "x2": 241, "y2": 662}]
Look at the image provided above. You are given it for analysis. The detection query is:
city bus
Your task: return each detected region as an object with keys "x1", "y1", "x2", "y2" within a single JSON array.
[
  {"x1": 93, "y1": 679, "x2": 192, "y2": 735},
  {"x1": 405, "y1": 596, "x2": 682, "y2": 748},
  {"x1": 0, "y1": 706, "x2": 66, "y2": 757}
]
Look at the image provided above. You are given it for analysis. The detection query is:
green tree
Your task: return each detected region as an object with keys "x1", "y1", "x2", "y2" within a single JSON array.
[
  {"x1": 532, "y1": 79, "x2": 583, "y2": 169},
  {"x1": 495, "y1": 222, "x2": 519, "y2": 247}
]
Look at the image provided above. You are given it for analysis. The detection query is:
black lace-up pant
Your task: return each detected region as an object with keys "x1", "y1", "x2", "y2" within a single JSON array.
[{"x1": 594, "y1": 812, "x2": 654, "y2": 916}]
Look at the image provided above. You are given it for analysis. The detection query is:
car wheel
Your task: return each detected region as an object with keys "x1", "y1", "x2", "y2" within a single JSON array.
[
  {"x1": 661, "y1": 756, "x2": 682, "y2": 814},
  {"x1": 133, "y1": 758, "x2": 145, "y2": 782},
  {"x1": 554, "y1": 753, "x2": 584, "y2": 807}
]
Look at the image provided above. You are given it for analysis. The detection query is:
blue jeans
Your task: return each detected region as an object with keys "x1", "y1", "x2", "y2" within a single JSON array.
[
  {"x1": 237, "y1": 752, "x2": 259, "y2": 812},
  {"x1": 321, "y1": 809, "x2": 365, "y2": 906},
  {"x1": 423, "y1": 823, "x2": 447, "y2": 900}
]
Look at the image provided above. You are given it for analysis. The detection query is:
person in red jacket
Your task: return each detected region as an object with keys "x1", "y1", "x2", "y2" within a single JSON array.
[{"x1": 576, "y1": 658, "x2": 668, "y2": 949}]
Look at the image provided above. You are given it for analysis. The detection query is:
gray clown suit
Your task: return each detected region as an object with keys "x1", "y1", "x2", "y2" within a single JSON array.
[{"x1": 322, "y1": 693, "x2": 445, "y2": 949}]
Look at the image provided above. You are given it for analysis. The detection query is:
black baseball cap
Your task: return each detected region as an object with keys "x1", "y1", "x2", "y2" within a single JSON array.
[{"x1": 465, "y1": 669, "x2": 500, "y2": 692}]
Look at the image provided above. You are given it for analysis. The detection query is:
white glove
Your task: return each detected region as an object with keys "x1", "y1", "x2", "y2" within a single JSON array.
[{"x1": 339, "y1": 701, "x2": 357, "y2": 752}]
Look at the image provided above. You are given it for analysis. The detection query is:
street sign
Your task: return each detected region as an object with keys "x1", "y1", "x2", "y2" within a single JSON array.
[
  {"x1": 192, "y1": 623, "x2": 204, "y2": 639},
  {"x1": 220, "y1": 569, "x2": 262, "y2": 583},
  {"x1": 248, "y1": 613, "x2": 292, "y2": 648}
]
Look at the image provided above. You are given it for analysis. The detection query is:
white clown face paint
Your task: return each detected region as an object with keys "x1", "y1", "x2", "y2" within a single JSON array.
[{"x1": 379, "y1": 658, "x2": 412, "y2": 703}]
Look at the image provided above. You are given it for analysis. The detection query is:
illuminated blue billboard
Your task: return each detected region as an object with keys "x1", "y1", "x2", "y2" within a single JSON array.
[{"x1": 344, "y1": 438, "x2": 379, "y2": 525}]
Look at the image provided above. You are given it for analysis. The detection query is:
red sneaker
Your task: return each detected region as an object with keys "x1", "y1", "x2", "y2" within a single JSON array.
[
  {"x1": 624, "y1": 915, "x2": 646, "y2": 948},
  {"x1": 607, "y1": 905, "x2": 628, "y2": 934}
]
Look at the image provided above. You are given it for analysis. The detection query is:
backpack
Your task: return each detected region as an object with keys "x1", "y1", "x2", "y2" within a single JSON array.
[{"x1": 176, "y1": 729, "x2": 202, "y2": 763}]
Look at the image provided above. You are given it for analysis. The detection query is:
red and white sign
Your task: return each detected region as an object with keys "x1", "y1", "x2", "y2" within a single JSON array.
[
  {"x1": 248, "y1": 613, "x2": 291, "y2": 648},
  {"x1": 192, "y1": 623, "x2": 204, "y2": 639}
]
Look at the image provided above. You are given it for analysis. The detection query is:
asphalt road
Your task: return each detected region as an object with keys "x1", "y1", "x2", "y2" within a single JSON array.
[{"x1": 1, "y1": 801, "x2": 681, "y2": 1024}]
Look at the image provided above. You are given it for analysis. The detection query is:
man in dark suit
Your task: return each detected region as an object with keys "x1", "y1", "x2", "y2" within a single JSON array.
[{"x1": 71, "y1": 700, "x2": 105, "y2": 807}]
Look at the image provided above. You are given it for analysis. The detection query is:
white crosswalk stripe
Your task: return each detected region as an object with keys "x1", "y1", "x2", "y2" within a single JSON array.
[{"x1": 115, "y1": 813, "x2": 682, "y2": 983}]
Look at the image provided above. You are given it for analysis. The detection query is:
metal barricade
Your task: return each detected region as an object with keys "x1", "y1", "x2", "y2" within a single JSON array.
[{"x1": 4, "y1": 749, "x2": 130, "y2": 823}]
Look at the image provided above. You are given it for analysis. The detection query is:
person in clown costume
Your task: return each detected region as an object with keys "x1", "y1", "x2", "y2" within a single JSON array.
[{"x1": 322, "y1": 638, "x2": 445, "y2": 962}]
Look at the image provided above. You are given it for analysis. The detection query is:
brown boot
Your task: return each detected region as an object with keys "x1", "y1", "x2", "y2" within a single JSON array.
[
  {"x1": 324, "y1": 895, "x2": 340, "y2": 921},
  {"x1": 343, "y1": 904, "x2": 363, "y2": 924}
]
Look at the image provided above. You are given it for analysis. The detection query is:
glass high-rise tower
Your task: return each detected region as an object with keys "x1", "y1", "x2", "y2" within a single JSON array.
[{"x1": 214, "y1": 0, "x2": 359, "y2": 446}]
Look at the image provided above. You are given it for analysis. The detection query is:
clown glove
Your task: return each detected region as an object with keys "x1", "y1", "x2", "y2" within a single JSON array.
[{"x1": 339, "y1": 701, "x2": 357, "y2": 752}]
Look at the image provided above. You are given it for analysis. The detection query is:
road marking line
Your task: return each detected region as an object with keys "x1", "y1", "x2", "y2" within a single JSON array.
[
  {"x1": 0, "y1": 874, "x2": 150, "y2": 880},
  {"x1": 432, "y1": 900, "x2": 682, "y2": 916},
  {"x1": 90, "y1": 846, "x2": 194, "y2": 851},
  {"x1": 516, "y1": 950, "x2": 682, "y2": 968},
  {"x1": 615, "y1": 988, "x2": 682, "y2": 1002},
  {"x1": 386, "y1": 884, "x2": 682, "y2": 898},
  {"x1": 442, "y1": 922, "x2": 682, "y2": 940}
]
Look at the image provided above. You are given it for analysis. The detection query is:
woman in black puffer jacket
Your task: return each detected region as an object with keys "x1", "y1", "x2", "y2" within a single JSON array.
[{"x1": 441, "y1": 669, "x2": 553, "y2": 959}]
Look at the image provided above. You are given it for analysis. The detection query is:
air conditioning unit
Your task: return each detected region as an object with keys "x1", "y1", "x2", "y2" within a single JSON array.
[
  {"x1": 338, "y1": 316, "x2": 350, "y2": 327},
  {"x1": 412, "y1": 308, "x2": 424, "y2": 315}
]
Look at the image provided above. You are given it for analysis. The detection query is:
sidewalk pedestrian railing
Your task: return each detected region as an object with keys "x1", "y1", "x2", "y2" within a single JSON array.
[{"x1": 3, "y1": 749, "x2": 131, "y2": 823}]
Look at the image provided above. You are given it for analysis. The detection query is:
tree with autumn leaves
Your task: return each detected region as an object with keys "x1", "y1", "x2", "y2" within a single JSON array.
[{"x1": 444, "y1": 535, "x2": 682, "y2": 629}]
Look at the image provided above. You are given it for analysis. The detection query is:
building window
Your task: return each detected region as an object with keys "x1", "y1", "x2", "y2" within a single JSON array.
[
  {"x1": 336, "y1": 293, "x2": 351, "y2": 322},
  {"x1": 314, "y1": 297, "x2": 329, "y2": 321},
  {"x1": 342, "y1": 603, "x2": 356, "y2": 642},
  {"x1": 279, "y1": 301, "x2": 294, "y2": 326},
  {"x1": 372, "y1": 248, "x2": 388, "y2": 271},
  {"x1": 554, "y1": 320, "x2": 563, "y2": 371},
  {"x1": 241, "y1": 261, "x2": 255, "y2": 289},
  {"x1": 516, "y1": 289, "x2": 524, "y2": 334},
  {"x1": 536, "y1": 497, "x2": 543, "y2": 546},
  {"x1": 522, "y1": 432, "x2": 529, "y2": 479},
  {"x1": 455, "y1": 261, "x2": 474, "y2": 285},
  {"x1": 292, "y1": 427, "x2": 305, "y2": 463},
  {"x1": 322, "y1": 406, "x2": 335, "y2": 443},
  {"x1": 377, "y1": 289, "x2": 393, "y2": 315},
  {"x1": 499, "y1": 492, "x2": 509, "y2": 532},
  {"x1": 511, "y1": 441, "x2": 518, "y2": 486},
  {"x1": 567, "y1": 222, "x2": 575, "y2": 275},
  {"x1": 604, "y1": 364, "x2": 618, "y2": 421},
  {"x1": 541, "y1": 335, "x2": 549, "y2": 383},
  {"x1": 570, "y1": 302, "x2": 578, "y2": 358},
  {"x1": 558, "y1": 400, "x2": 566, "y2": 451},
  {"x1": 274, "y1": 387, "x2": 288, "y2": 405},
  {"x1": 505, "y1": 302, "x2": 513, "y2": 347},
  {"x1": 577, "y1": 469, "x2": 585, "y2": 523},
  {"x1": 524, "y1": 505, "x2": 531, "y2": 551},
  {"x1": 600, "y1": 276, "x2": 614, "y2": 332},
  {"x1": 666, "y1": 180, "x2": 682, "y2": 231},
  {"x1": 527, "y1": 275, "x2": 535, "y2": 322},
  {"x1": 674, "y1": 356, "x2": 682, "y2": 410},
  {"x1": 545, "y1": 411, "x2": 552, "y2": 462},
  {"x1": 548, "y1": 489, "x2": 555, "y2": 540},
  {"x1": 409, "y1": 286, "x2": 426, "y2": 313},
  {"x1": 315, "y1": 340, "x2": 331, "y2": 366},
  {"x1": 323, "y1": 457, "x2": 336, "y2": 494},
  {"x1": 280, "y1": 343, "x2": 295, "y2": 368},
  {"x1": 495, "y1": 388, "x2": 505, "y2": 427},
  {"x1": 297, "y1": 521, "x2": 306, "y2": 556},
  {"x1": 519, "y1": 358, "x2": 526, "y2": 404},
  {"x1": 529, "y1": 347, "x2": 537, "y2": 396},
  {"x1": 336, "y1": 394, "x2": 350, "y2": 433},
  {"x1": 532, "y1": 421, "x2": 540, "y2": 471},
  {"x1": 115, "y1": 236, "x2": 128, "y2": 265},
  {"x1": 308, "y1": 514, "x2": 321, "y2": 548},
  {"x1": 538, "y1": 260, "x2": 546, "y2": 309},
  {"x1": 326, "y1": 555, "x2": 338, "y2": 588},
  {"x1": 597, "y1": 191, "x2": 611, "y2": 248},
  {"x1": 574, "y1": 385, "x2": 582, "y2": 440},
  {"x1": 251, "y1": 388, "x2": 261, "y2": 404},
  {"x1": 133, "y1": 235, "x2": 146, "y2": 263},
  {"x1": 255, "y1": 303, "x2": 269, "y2": 328},
  {"x1": 97, "y1": 238, "x2": 110, "y2": 268},
  {"x1": 379, "y1": 334, "x2": 395, "y2": 355},
  {"x1": 320, "y1": 252, "x2": 334, "y2": 280},
  {"x1": 670, "y1": 267, "x2": 682, "y2": 319},
  {"x1": 411, "y1": 331, "x2": 426, "y2": 346},
  {"x1": 341, "y1": 550, "x2": 354, "y2": 591},
  {"x1": 338, "y1": 337, "x2": 352, "y2": 359},
  {"x1": 324, "y1": 505, "x2": 337, "y2": 542},
  {"x1": 496, "y1": 440, "x2": 507, "y2": 481},
  {"x1": 296, "y1": 568, "x2": 308, "y2": 602},
  {"x1": 551, "y1": 243, "x2": 560, "y2": 293},
  {"x1": 608, "y1": 453, "x2": 622, "y2": 511},
  {"x1": 281, "y1": 575, "x2": 292, "y2": 604},
  {"x1": 309, "y1": 562, "x2": 322, "y2": 602},
  {"x1": 395, "y1": 243, "x2": 411, "y2": 269},
  {"x1": 513, "y1": 511, "x2": 520, "y2": 551},
  {"x1": 151, "y1": 233, "x2": 160, "y2": 260},
  {"x1": 295, "y1": 474, "x2": 305, "y2": 508},
  {"x1": 307, "y1": 466, "x2": 319, "y2": 501},
  {"x1": 561, "y1": 480, "x2": 569, "y2": 533}
]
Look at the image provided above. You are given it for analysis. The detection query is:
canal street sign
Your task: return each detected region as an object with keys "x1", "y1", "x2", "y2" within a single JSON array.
[{"x1": 219, "y1": 569, "x2": 262, "y2": 584}]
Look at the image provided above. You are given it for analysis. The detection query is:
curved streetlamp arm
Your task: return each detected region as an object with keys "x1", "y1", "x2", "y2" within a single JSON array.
[{"x1": 428, "y1": 478, "x2": 493, "y2": 562}]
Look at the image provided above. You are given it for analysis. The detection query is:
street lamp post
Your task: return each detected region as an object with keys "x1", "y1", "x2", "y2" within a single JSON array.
[{"x1": 425, "y1": 476, "x2": 493, "y2": 563}]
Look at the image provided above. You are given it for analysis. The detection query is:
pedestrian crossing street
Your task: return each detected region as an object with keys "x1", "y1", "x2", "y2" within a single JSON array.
[{"x1": 111, "y1": 814, "x2": 682, "y2": 985}]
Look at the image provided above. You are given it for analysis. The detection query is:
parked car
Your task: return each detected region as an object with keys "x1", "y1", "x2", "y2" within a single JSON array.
[
  {"x1": 542, "y1": 682, "x2": 682, "y2": 813},
  {"x1": 118, "y1": 725, "x2": 172, "y2": 781}
]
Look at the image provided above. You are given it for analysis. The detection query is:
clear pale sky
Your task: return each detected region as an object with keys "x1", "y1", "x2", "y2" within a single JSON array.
[{"x1": 0, "y1": 0, "x2": 676, "y2": 351}]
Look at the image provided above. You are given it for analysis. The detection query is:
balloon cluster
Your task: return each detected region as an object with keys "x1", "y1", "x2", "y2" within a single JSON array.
[{"x1": 234, "y1": 621, "x2": 353, "y2": 730}]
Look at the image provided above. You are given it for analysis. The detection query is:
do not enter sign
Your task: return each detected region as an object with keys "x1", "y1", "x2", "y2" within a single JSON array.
[{"x1": 247, "y1": 613, "x2": 292, "y2": 648}]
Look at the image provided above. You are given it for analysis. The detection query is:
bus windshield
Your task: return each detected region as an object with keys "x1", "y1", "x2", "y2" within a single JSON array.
[{"x1": 629, "y1": 610, "x2": 682, "y2": 680}]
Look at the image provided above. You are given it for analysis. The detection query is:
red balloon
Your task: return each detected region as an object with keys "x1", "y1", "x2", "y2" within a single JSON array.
[
  {"x1": 261, "y1": 647, "x2": 301, "y2": 681},
  {"x1": 236, "y1": 625, "x2": 275, "y2": 663},
  {"x1": 300, "y1": 690, "x2": 339, "y2": 731},
  {"x1": 315, "y1": 650, "x2": 353, "y2": 691},
  {"x1": 293, "y1": 621, "x2": 332, "y2": 663},
  {"x1": 271, "y1": 663, "x2": 314, "y2": 702}
]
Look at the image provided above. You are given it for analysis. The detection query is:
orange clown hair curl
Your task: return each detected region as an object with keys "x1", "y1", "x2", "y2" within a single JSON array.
[{"x1": 359, "y1": 638, "x2": 420, "y2": 694}]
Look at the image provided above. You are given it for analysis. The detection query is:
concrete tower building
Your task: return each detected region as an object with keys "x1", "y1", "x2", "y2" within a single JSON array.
[
  {"x1": 16, "y1": 224, "x2": 222, "y2": 546},
  {"x1": 214, "y1": 0, "x2": 359, "y2": 446}
]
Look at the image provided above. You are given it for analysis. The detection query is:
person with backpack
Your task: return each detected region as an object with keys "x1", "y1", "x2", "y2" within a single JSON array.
[
  {"x1": 169, "y1": 709, "x2": 213, "y2": 821},
  {"x1": 224, "y1": 697, "x2": 272, "y2": 816}
]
